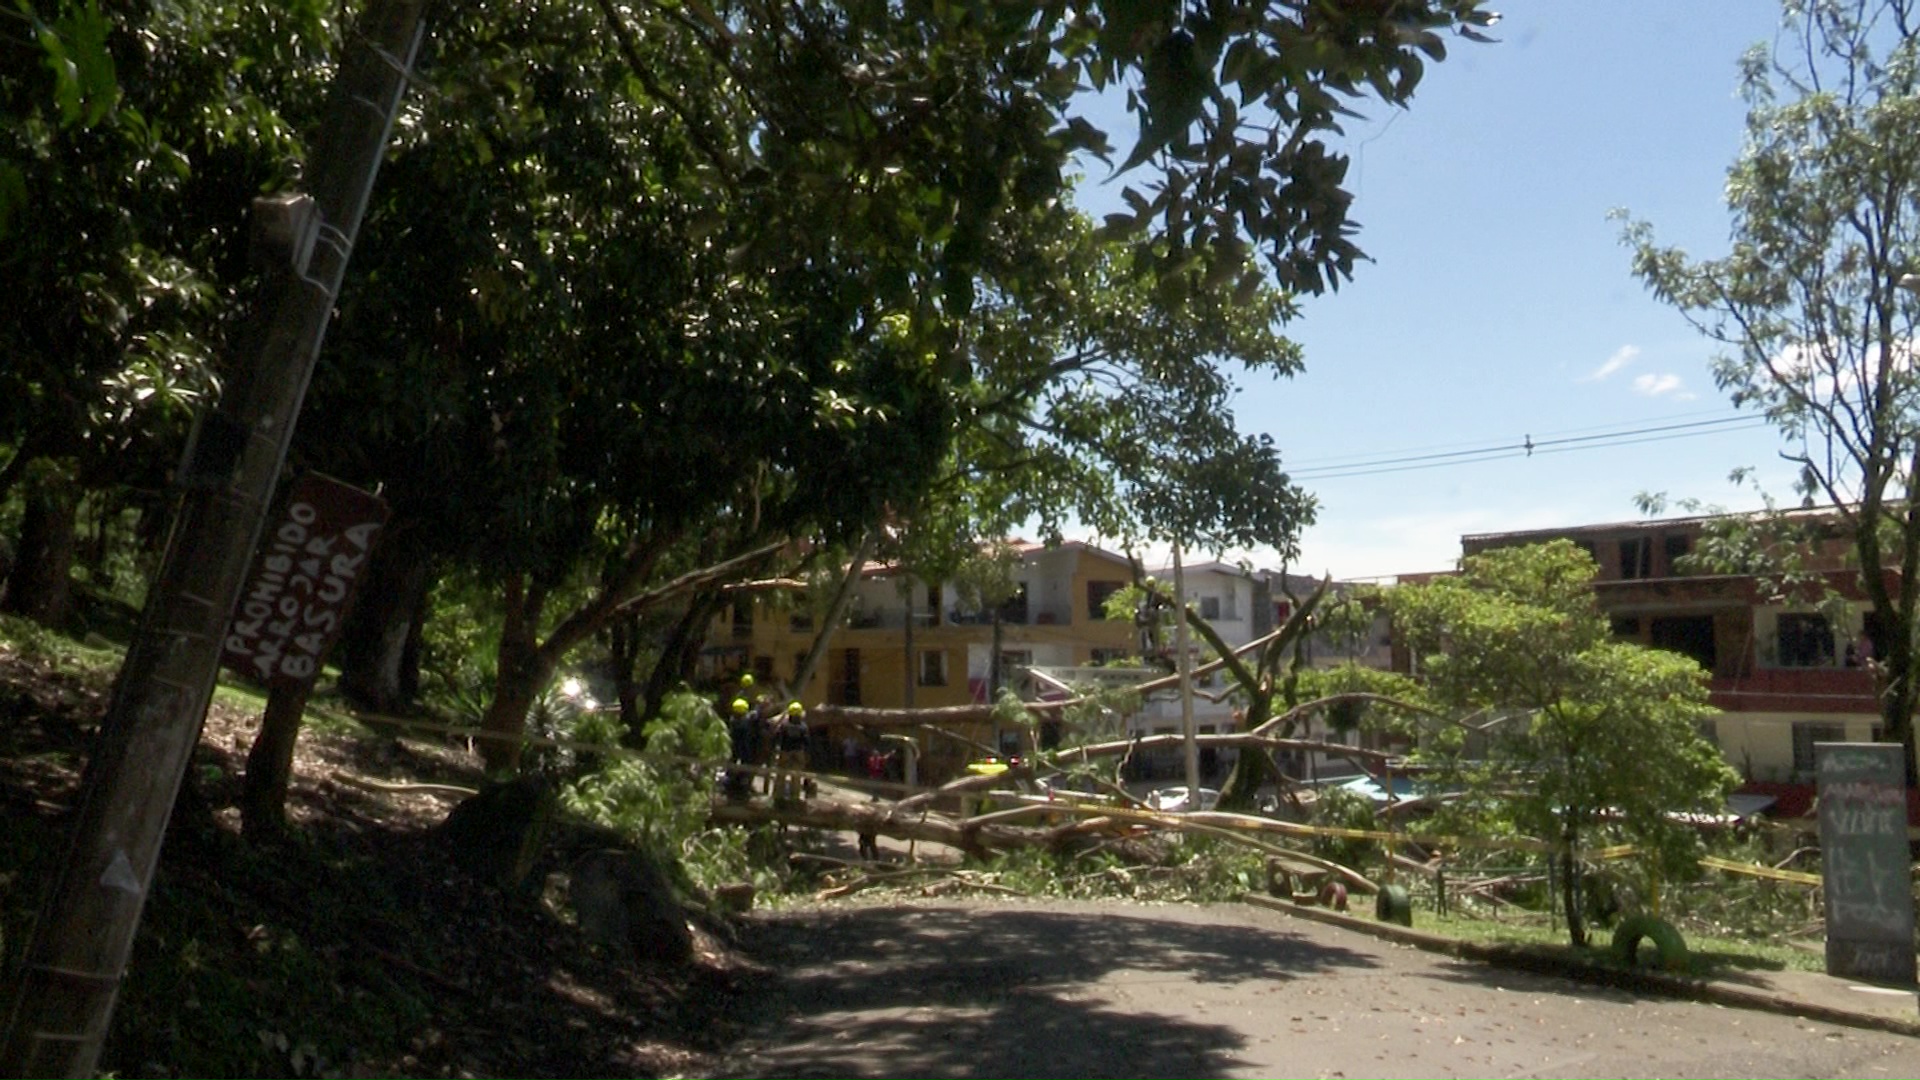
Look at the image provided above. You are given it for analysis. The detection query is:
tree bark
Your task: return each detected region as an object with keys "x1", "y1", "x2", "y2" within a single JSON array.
[
  {"x1": 241, "y1": 679, "x2": 314, "y2": 838},
  {"x1": 1179, "y1": 582, "x2": 1325, "y2": 811},
  {"x1": 479, "y1": 574, "x2": 550, "y2": 773},
  {"x1": 1559, "y1": 829, "x2": 1585, "y2": 948},
  {"x1": 1218, "y1": 698, "x2": 1276, "y2": 810},
  {"x1": 1859, "y1": 533, "x2": 1919, "y2": 787},
  {"x1": 793, "y1": 530, "x2": 879, "y2": 693},
  {"x1": 611, "y1": 612, "x2": 642, "y2": 735},
  {"x1": 634, "y1": 596, "x2": 723, "y2": 747},
  {"x1": 336, "y1": 526, "x2": 432, "y2": 712},
  {"x1": 1, "y1": 458, "x2": 79, "y2": 628},
  {"x1": 483, "y1": 539, "x2": 781, "y2": 767}
]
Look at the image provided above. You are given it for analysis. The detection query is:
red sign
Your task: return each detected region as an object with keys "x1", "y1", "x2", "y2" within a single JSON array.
[{"x1": 222, "y1": 472, "x2": 388, "y2": 689}]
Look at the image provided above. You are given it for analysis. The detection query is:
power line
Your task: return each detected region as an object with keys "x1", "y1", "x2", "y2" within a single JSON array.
[
  {"x1": 1282, "y1": 403, "x2": 1751, "y2": 466},
  {"x1": 1290, "y1": 418, "x2": 1772, "y2": 481}
]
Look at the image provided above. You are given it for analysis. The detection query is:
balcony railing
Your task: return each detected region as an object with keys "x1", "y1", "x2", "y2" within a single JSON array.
[
  {"x1": 946, "y1": 606, "x2": 1070, "y2": 627},
  {"x1": 835, "y1": 609, "x2": 949, "y2": 631},
  {"x1": 1709, "y1": 666, "x2": 1875, "y2": 712}
]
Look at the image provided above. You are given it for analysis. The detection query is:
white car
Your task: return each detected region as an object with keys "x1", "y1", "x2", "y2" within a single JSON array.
[{"x1": 1145, "y1": 786, "x2": 1220, "y2": 813}]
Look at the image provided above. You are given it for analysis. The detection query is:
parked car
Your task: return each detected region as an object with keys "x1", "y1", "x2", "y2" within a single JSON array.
[{"x1": 1145, "y1": 786, "x2": 1220, "y2": 813}]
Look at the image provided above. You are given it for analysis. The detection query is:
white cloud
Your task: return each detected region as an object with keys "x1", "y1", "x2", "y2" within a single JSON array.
[
  {"x1": 1584, "y1": 345, "x2": 1640, "y2": 382},
  {"x1": 1632, "y1": 372, "x2": 1688, "y2": 398}
]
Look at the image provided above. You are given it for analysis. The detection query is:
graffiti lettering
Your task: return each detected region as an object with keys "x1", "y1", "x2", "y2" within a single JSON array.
[{"x1": 221, "y1": 475, "x2": 387, "y2": 689}]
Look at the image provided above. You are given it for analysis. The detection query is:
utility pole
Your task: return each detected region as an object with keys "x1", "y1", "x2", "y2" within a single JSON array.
[
  {"x1": 0, "y1": 3, "x2": 429, "y2": 1075},
  {"x1": 1173, "y1": 543, "x2": 1200, "y2": 805}
]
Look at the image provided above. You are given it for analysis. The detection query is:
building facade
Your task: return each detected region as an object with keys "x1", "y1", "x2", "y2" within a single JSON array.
[
  {"x1": 706, "y1": 539, "x2": 1140, "y2": 709},
  {"x1": 1458, "y1": 514, "x2": 1882, "y2": 787}
]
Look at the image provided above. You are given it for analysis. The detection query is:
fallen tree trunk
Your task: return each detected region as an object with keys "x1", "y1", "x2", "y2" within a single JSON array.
[
  {"x1": 707, "y1": 796, "x2": 1038, "y2": 858},
  {"x1": 1052, "y1": 730, "x2": 1397, "y2": 765},
  {"x1": 806, "y1": 702, "x2": 1045, "y2": 728},
  {"x1": 708, "y1": 792, "x2": 1380, "y2": 893}
]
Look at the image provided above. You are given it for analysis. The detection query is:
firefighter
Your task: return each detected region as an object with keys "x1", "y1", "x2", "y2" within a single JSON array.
[
  {"x1": 723, "y1": 697, "x2": 756, "y2": 800},
  {"x1": 772, "y1": 700, "x2": 810, "y2": 806}
]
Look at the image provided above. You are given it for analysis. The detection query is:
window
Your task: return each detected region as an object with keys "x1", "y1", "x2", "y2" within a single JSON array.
[
  {"x1": 1777, "y1": 613, "x2": 1835, "y2": 668},
  {"x1": 1662, "y1": 534, "x2": 1691, "y2": 575},
  {"x1": 1618, "y1": 537, "x2": 1652, "y2": 579},
  {"x1": 1792, "y1": 721, "x2": 1847, "y2": 776},
  {"x1": 996, "y1": 583, "x2": 1030, "y2": 625},
  {"x1": 1087, "y1": 580, "x2": 1124, "y2": 621},
  {"x1": 1610, "y1": 615, "x2": 1641, "y2": 639},
  {"x1": 1199, "y1": 595, "x2": 1222, "y2": 620},
  {"x1": 1650, "y1": 615, "x2": 1716, "y2": 672},
  {"x1": 918, "y1": 649, "x2": 948, "y2": 687},
  {"x1": 998, "y1": 649, "x2": 1033, "y2": 671}
]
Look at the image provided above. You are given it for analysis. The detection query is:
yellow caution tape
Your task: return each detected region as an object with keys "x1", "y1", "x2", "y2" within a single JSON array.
[{"x1": 1697, "y1": 855, "x2": 1822, "y2": 887}]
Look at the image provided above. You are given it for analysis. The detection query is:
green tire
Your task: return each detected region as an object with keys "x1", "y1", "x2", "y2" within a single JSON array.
[
  {"x1": 1611, "y1": 914, "x2": 1688, "y2": 972},
  {"x1": 1375, "y1": 883, "x2": 1413, "y2": 926}
]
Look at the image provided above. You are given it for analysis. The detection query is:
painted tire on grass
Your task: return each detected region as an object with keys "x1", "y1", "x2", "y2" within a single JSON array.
[
  {"x1": 1611, "y1": 914, "x2": 1689, "y2": 972},
  {"x1": 1375, "y1": 883, "x2": 1413, "y2": 926}
]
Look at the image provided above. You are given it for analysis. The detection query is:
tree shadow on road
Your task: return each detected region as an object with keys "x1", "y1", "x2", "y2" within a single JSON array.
[
  {"x1": 708, "y1": 901, "x2": 1385, "y2": 1079},
  {"x1": 1402, "y1": 947, "x2": 1805, "y2": 1010}
]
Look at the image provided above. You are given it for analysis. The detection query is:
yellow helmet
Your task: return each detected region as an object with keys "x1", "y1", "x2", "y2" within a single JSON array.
[
  {"x1": 786, "y1": 701, "x2": 803, "y2": 717},
  {"x1": 739, "y1": 672, "x2": 755, "y2": 688},
  {"x1": 731, "y1": 698, "x2": 749, "y2": 715}
]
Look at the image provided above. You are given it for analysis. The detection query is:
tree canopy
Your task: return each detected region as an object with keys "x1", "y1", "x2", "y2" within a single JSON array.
[
  {"x1": 1619, "y1": 0, "x2": 1920, "y2": 782},
  {"x1": 2, "y1": 0, "x2": 1500, "y2": 775},
  {"x1": 1389, "y1": 540, "x2": 1737, "y2": 946}
]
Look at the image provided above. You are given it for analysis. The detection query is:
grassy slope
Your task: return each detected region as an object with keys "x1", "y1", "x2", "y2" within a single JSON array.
[{"x1": 0, "y1": 620, "x2": 751, "y2": 1078}]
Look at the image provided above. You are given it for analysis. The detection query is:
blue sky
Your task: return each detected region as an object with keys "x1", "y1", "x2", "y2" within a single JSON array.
[{"x1": 1080, "y1": 1, "x2": 1805, "y2": 579}]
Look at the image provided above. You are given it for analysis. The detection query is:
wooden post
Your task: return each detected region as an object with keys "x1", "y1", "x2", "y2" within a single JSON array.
[{"x1": 0, "y1": 3, "x2": 428, "y2": 1074}]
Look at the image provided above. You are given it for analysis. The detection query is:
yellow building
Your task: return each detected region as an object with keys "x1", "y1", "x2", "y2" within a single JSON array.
[{"x1": 706, "y1": 540, "x2": 1140, "y2": 713}]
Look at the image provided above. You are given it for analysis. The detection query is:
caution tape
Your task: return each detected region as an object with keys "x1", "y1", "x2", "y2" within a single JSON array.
[{"x1": 1697, "y1": 855, "x2": 1822, "y2": 887}]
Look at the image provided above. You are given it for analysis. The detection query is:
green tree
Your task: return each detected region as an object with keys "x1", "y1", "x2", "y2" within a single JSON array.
[
  {"x1": 1, "y1": 0, "x2": 330, "y2": 622},
  {"x1": 1389, "y1": 540, "x2": 1737, "y2": 947},
  {"x1": 1618, "y1": 0, "x2": 1920, "y2": 783},
  {"x1": 909, "y1": 205, "x2": 1312, "y2": 545},
  {"x1": 1120, "y1": 574, "x2": 1420, "y2": 810}
]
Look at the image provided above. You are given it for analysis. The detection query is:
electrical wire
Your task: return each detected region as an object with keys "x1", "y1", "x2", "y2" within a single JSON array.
[
  {"x1": 1285, "y1": 406, "x2": 1751, "y2": 469},
  {"x1": 1288, "y1": 416, "x2": 1773, "y2": 481}
]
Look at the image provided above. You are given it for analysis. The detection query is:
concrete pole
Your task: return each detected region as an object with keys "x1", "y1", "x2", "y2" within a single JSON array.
[
  {"x1": 0, "y1": 4, "x2": 428, "y2": 1075},
  {"x1": 1173, "y1": 543, "x2": 1200, "y2": 805}
]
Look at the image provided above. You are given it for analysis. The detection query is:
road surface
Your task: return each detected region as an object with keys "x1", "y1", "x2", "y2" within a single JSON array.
[{"x1": 705, "y1": 897, "x2": 1920, "y2": 1079}]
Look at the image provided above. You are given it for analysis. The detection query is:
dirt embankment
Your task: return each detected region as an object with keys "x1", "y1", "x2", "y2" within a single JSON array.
[{"x1": 0, "y1": 641, "x2": 759, "y2": 1078}]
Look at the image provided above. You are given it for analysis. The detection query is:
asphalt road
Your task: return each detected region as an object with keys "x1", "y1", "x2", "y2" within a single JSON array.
[{"x1": 705, "y1": 898, "x2": 1920, "y2": 1079}]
